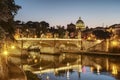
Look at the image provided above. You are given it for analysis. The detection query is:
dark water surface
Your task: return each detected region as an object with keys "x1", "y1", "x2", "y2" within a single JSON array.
[{"x1": 27, "y1": 52, "x2": 120, "y2": 80}]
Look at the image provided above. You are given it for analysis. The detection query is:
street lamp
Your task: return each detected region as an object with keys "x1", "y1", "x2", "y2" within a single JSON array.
[
  {"x1": 11, "y1": 45, "x2": 15, "y2": 49},
  {"x1": 111, "y1": 40, "x2": 118, "y2": 47},
  {"x1": 3, "y1": 50, "x2": 8, "y2": 65},
  {"x1": 3, "y1": 50, "x2": 8, "y2": 56}
]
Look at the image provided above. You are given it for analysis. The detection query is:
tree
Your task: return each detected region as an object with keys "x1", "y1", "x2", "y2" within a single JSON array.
[
  {"x1": 0, "y1": 0, "x2": 21, "y2": 40},
  {"x1": 15, "y1": 20, "x2": 22, "y2": 24},
  {"x1": 56, "y1": 26, "x2": 65, "y2": 38},
  {"x1": 0, "y1": 1, "x2": 21, "y2": 80},
  {"x1": 0, "y1": 26, "x2": 5, "y2": 41},
  {"x1": 39, "y1": 21, "x2": 49, "y2": 34},
  {"x1": 92, "y1": 30, "x2": 112, "y2": 39},
  {"x1": 67, "y1": 23, "x2": 76, "y2": 33},
  {"x1": 25, "y1": 71, "x2": 41, "y2": 80},
  {"x1": 0, "y1": 20, "x2": 16, "y2": 40},
  {"x1": 67, "y1": 23, "x2": 76, "y2": 38},
  {"x1": 33, "y1": 22, "x2": 41, "y2": 37},
  {"x1": 0, "y1": 0, "x2": 21, "y2": 18}
]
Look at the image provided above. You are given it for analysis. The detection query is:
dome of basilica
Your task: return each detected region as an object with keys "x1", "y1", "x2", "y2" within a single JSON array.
[{"x1": 76, "y1": 17, "x2": 85, "y2": 30}]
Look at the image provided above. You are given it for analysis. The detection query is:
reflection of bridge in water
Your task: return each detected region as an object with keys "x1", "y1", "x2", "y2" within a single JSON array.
[{"x1": 24, "y1": 53, "x2": 120, "y2": 76}]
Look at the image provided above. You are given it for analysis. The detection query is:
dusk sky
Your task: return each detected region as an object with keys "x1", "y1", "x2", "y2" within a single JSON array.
[{"x1": 15, "y1": 0, "x2": 120, "y2": 28}]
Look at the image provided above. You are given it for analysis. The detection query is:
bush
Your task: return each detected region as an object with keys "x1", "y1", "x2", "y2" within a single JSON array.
[{"x1": 25, "y1": 71, "x2": 41, "y2": 80}]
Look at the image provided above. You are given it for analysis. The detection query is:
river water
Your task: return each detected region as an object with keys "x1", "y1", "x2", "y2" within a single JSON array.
[{"x1": 27, "y1": 52, "x2": 120, "y2": 80}]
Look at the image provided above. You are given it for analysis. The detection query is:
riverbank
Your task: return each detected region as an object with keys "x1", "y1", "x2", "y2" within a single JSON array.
[
  {"x1": 38, "y1": 51, "x2": 120, "y2": 58},
  {"x1": 62, "y1": 51, "x2": 120, "y2": 56}
]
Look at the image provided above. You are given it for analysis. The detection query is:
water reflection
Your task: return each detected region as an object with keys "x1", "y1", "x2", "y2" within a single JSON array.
[{"x1": 25, "y1": 52, "x2": 120, "y2": 80}]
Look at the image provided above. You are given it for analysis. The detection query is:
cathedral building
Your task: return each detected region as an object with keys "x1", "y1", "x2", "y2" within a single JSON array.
[
  {"x1": 76, "y1": 17, "x2": 85, "y2": 31},
  {"x1": 76, "y1": 17, "x2": 86, "y2": 39}
]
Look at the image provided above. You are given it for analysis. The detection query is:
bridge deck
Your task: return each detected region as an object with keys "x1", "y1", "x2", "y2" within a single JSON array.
[{"x1": 16, "y1": 38, "x2": 82, "y2": 41}]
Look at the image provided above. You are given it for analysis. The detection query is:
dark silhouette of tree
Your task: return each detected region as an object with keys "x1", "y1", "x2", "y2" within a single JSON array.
[
  {"x1": 0, "y1": 20, "x2": 16, "y2": 40},
  {"x1": 34, "y1": 22, "x2": 40, "y2": 37},
  {"x1": 0, "y1": 27, "x2": 5, "y2": 40},
  {"x1": 67, "y1": 23, "x2": 76, "y2": 38},
  {"x1": 25, "y1": 71, "x2": 41, "y2": 80},
  {"x1": 67, "y1": 23, "x2": 76, "y2": 33},
  {"x1": 49, "y1": 27, "x2": 55, "y2": 36},
  {"x1": 92, "y1": 30, "x2": 112, "y2": 39},
  {"x1": 56, "y1": 26, "x2": 66, "y2": 38},
  {"x1": 0, "y1": 0, "x2": 21, "y2": 40},
  {"x1": 26, "y1": 21, "x2": 34, "y2": 27},
  {"x1": 15, "y1": 20, "x2": 22, "y2": 24},
  {"x1": 39, "y1": 21, "x2": 49, "y2": 34}
]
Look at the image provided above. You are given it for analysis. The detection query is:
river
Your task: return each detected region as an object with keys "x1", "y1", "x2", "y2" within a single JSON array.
[{"x1": 27, "y1": 52, "x2": 120, "y2": 80}]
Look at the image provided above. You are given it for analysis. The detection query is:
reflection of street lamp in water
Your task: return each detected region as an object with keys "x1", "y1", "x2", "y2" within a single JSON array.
[
  {"x1": 67, "y1": 70, "x2": 70, "y2": 80},
  {"x1": 39, "y1": 67, "x2": 42, "y2": 75},
  {"x1": 66, "y1": 62, "x2": 70, "y2": 80},
  {"x1": 96, "y1": 65, "x2": 101, "y2": 74},
  {"x1": 46, "y1": 76, "x2": 50, "y2": 80},
  {"x1": 112, "y1": 65, "x2": 118, "y2": 75}
]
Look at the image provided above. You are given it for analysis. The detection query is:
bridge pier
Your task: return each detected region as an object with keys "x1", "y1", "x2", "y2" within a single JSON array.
[{"x1": 106, "y1": 39, "x2": 110, "y2": 52}]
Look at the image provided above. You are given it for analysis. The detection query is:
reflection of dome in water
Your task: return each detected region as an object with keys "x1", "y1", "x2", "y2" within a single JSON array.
[{"x1": 76, "y1": 17, "x2": 85, "y2": 30}]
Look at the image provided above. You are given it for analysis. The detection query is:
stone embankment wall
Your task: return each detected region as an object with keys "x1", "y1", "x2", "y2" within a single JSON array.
[{"x1": 0, "y1": 55, "x2": 9, "y2": 80}]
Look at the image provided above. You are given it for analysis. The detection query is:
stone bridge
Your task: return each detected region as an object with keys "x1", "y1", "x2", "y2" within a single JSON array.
[{"x1": 15, "y1": 38, "x2": 108, "y2": 54}]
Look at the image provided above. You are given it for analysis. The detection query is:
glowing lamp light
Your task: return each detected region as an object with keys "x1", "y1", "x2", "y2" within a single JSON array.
[
  {"x1": 90, "y1": 67, "x2": 94, "y2": 72},
  {"x1": 87, "y1": 37, "x2": 91, "y2": 40},
  {"x1": 78, "y1": 65, "x2": 82, "y2": 72},
  {"x1": 3, "y1": 50, "x2": 8, "y2": 56},
  {"x1": 97, "y1": 65, "x2": 101, "y2": 73},
  {"x1": 67, "y1": 41, "x2": 70, "y2": 44},
  {"x1": 97, "y1": 40, "x2": 101, "y2": 43},
  {"x1": 26, "y1": 29, "x2": 29, "y2": 32},
  {"x1": 79, "y1": 38, "x2": 82, "y2": 41},
  {"x1": 11, "y1": 45, "x2": 15, "y2": 49},
  {"x1": 112, "y1": 65, "x2": 118, "y2": 75},
  {"x1": 33, "y1": 55, "x2": 36, "y2": 59},
  {"x1": 111, "y1": 40, "x2": 118, "y2": 47},
  {"x1": 39, "y1": 67, "x2": 42, "y2": 70},
  {"x1": 34, "y1": 35, "x2": 37, "y2": 38},
  {"x1": 34, "y1": 59, "x2": 38, "y2": 63},
  {"x1": 67, "y1": 62, "x2": 70, "y2": 66},
  {"x1": 46, "y1": 76, "x2": 49, "y2": 80}
]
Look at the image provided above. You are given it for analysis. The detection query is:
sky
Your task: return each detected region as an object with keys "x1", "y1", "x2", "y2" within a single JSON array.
[{"x1": 15, "y1": 0, "x2": 120, "y2": 28}]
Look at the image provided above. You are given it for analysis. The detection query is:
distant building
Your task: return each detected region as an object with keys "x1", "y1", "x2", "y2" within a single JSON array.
[
  {"x1": 75, "y1": 17, "x2": 86, "y2": 39},
  {"x1": 108, "y1": 24, "x2": 120, "y2": 39},
  {"x1": 76, "y1": 17, "x2": 85, "y2": 31}
]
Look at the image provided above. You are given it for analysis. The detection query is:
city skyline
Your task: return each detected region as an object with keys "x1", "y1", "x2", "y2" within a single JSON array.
[{"x1": 15, "y1": 0, "x2": 120, "y2": 27}]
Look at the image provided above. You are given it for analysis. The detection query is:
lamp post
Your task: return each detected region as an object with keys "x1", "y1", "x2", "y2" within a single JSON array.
[
  {"x1": 77, "y1": 29, "x2": 82, "y2": 50},
  {"x1": 2, "y1": 49, "x2": 9, "y2": 80},
  {"x1": 106, "y1": 39, "x2": 109, "y2": 52},
  {"x1": 3, "y1": 50, "x2": 8, "y2": 64},
  {"x1": 21, "y1": 40, "x2": 23, "y2": 68}
]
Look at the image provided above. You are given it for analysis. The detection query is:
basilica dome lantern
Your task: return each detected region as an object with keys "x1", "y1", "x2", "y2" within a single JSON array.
[{"x1": 76, "y1": 17, "x2": 85, "y2": 31}]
